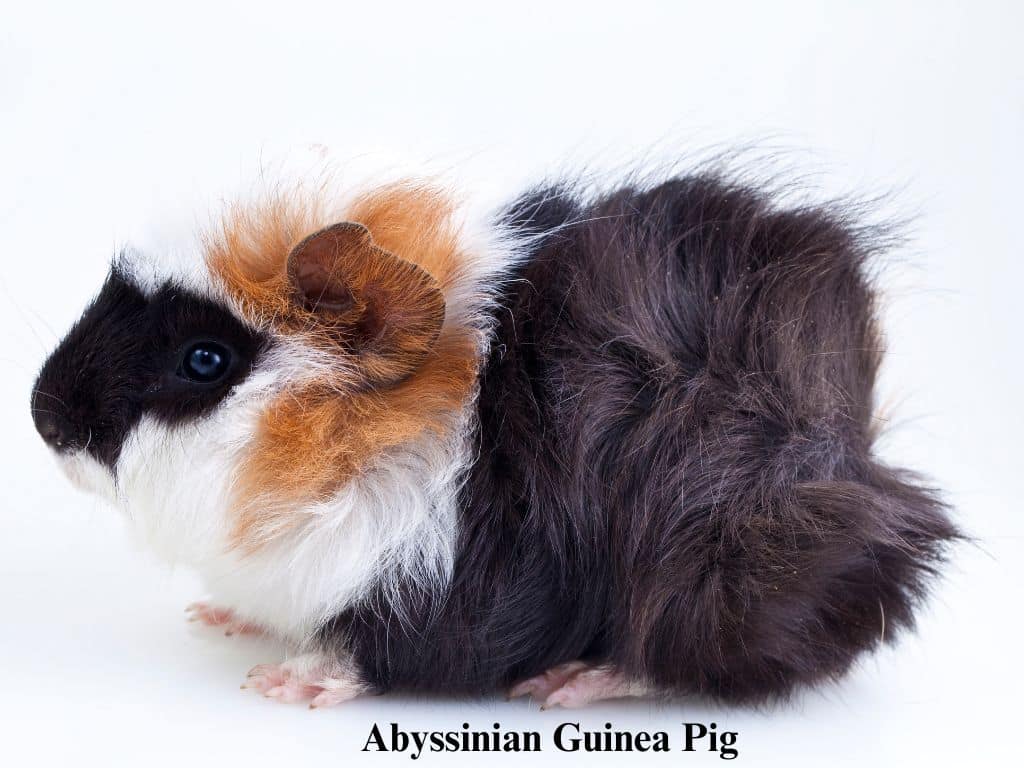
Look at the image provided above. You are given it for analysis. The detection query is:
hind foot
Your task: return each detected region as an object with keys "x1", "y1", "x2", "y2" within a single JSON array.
[
  {"x1": 508, "y1": 661, "x2": 650, "y2": 709},
  {"x1": 242, "y1": 652, "x2": 368, "y2": 708}
]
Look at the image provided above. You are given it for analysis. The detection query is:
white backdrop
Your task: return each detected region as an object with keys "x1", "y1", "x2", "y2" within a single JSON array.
[{"x1": 1, "y1": 2, "x2": 1020, "y2": 765}]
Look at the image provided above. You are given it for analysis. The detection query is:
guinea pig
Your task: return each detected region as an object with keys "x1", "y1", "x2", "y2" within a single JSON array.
[{"x1": 31, "y1": 170, "x2": 958, "y2": 709}]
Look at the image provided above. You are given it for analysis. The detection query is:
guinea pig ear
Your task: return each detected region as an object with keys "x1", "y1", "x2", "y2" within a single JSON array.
[{"x1": 287, "y1": 222, "x2": 446, "y2": 386}]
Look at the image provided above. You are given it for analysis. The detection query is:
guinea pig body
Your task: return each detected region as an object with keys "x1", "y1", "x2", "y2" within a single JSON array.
[{"x1": 32, "y1": 172, "x2": 957, "y2": 708}]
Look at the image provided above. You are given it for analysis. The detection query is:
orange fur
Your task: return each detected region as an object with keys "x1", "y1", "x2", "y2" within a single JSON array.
[
  {"x1": 204, "y1": 182, "x2": 481, "y2": 551},
  {"x1": 231, "y1": 330, "x2": 478, "y2": 546},
  {"x1": 343, "y1": 184, "x2": 465, "y2": 294}
]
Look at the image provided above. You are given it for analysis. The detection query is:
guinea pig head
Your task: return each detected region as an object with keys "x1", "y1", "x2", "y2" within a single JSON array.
[
  {"x1": 31, "y1": 269, "x2": 267, "y2": 510},
  {"x1": 31, "y1": 183, "x2": 484, "y2": 573}
]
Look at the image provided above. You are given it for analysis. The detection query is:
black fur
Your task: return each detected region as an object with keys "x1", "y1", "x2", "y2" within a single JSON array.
[
  {"x1": 324, "y1": 173, "x2": 958, "y2": 703},
  {"x1": 32, "y1": 268, "x2": 266, "y2": 468}
]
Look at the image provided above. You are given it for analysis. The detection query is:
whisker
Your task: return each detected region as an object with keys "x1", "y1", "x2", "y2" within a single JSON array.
[
  {"x1": 31, "y1": 387, "x2": 69, "y2": 408},
  {"x1": 0, "y1": 277, "x2": 56, "y2": 352},
  {"x1": 27, "y1": 406, "x2": 63, "y2": 418}
]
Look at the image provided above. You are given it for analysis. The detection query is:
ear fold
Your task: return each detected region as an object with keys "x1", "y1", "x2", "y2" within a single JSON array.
[{"x1": 286, "y1": 222, "x2": 446, "y2": 385}]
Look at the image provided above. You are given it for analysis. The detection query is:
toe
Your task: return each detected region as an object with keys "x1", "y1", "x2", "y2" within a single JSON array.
[
  {"x1": 508, "y1": 660, "x2": 590, "y2": 702},
  {"x1": 242, "y1": 664, "x2": 289, "y2": 694},
  {"x1": 309, "y1": 689, "x2": 349, "y2": 708},
  {"x1": 265, "y1": 681, "x2": 322, "y2": 703},
  {"x1": 507, "y1": 676, "x2": 546, "y2": 700}
]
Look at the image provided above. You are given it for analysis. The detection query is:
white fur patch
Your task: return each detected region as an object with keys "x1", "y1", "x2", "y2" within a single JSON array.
[
  {"x1": 117, "y1": 242, "x2": 225, "y2": 303},
  {"x1": 55, "y1": 450, "x2": 118, "y2": 504}
]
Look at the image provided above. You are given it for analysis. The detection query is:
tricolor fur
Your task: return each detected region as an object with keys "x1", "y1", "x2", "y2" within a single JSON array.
[{"x1": 32, "y1": 170, "x2": 958, "y2": 702}]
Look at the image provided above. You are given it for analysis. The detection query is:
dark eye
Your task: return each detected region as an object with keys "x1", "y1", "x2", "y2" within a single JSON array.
[{"x1": 179, "y1": 342, "x2": 231, "y2": 384}]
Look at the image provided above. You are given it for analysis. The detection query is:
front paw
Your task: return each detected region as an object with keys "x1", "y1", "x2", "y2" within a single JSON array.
[
  {"x1": 185, "y1": 601, "x2": 262, "y2": 637},
  {"x1": 242, "y1": 653, "x2": 368, "y2": 708}
]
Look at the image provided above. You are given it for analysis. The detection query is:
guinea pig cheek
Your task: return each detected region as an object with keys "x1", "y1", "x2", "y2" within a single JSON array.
[
  {"x1": 227, "y1": 329, "x2": 479, "y2": 552},
  {"x1": 112, "y1": 383, "x2": 273, "y2": 565},
  {"x1": 55, "y1": 450, "x2": 119, "y2": 506}
]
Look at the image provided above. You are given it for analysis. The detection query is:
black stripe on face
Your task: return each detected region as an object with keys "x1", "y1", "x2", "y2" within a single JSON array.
[{"x1": 31, "y1": 267, "x2": 267, "y2": 469}]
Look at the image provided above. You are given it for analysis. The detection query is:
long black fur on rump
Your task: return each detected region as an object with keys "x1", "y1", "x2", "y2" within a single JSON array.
[{"x1": 324, "y1": 170, "x2": 960, "y2": 704}]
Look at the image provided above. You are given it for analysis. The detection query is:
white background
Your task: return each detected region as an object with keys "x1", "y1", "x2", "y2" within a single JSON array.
[{"x1": 1, "y1": 2, "x2": 1020, "y2": 765}]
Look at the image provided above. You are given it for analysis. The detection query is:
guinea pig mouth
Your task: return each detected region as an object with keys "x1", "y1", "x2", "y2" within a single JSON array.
[{"x1": 55, "y1": 450, "x2": 119, "y2": 506}]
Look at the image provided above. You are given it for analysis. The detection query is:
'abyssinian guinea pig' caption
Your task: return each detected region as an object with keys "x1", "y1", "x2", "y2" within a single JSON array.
[{"x1": 32, "y1": 167, "x2": 958, "y2": 709}]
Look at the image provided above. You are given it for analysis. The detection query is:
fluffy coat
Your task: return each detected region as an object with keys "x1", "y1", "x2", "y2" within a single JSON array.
[{"x1": 32, "y1": 169, "x2": 958, "y2": 704}]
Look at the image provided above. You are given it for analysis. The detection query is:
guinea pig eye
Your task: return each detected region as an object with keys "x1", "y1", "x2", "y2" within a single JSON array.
[{"x1": 179, "y1": 342, "x2": 231, "y2": 384}]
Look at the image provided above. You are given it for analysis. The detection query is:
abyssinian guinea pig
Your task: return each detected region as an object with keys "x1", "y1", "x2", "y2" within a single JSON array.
[{"x1": 31, "y1": 168, "x2": 958, "y2": 709}]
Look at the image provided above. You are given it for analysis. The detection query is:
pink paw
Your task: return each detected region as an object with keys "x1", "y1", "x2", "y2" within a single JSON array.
[
  {"x1": 241, "y1": 653, "x2": 367, "y2": 708},
  {"x1": 508, "y1": 661, "x2": 649, "y2": 709},
  {"x1": 185, "y1": 601, "x2": 261, "y2": 637}
]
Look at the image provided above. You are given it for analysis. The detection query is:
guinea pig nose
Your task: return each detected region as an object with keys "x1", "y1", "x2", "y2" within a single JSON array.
[{"x1": 33, "y1": 410, "x2": 76, "y2": 452}]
